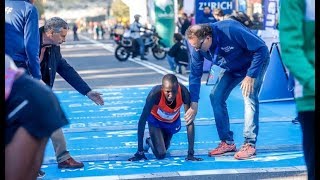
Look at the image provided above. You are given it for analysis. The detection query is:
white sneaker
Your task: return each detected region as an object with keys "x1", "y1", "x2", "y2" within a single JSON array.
[
  {"x1": 180, "y1": 66, "x2": 186, "y2": 74},
  {"x1": 175, "y1": 66, "x2": 180, "y2": 74}
]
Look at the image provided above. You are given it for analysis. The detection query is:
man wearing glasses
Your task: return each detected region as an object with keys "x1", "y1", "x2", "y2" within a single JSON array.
[{"x1": 184, "y1": 21, "x2": 270, "y2": 160}]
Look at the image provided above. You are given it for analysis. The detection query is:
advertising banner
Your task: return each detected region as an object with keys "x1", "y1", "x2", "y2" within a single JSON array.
[
  {"x1": 154, "y1": 0, "x2": 176, "y2": 47},
  {"x1": 263, "y1": 0, "x2": 278, "y2": 29},
  {"x1": 194, "y1": 0, "x2": 234, "y2": 24}
]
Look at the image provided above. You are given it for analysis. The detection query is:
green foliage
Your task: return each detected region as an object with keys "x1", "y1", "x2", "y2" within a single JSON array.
[
  {"x1": 110, "y1": 0, "x2": 129, "y2": 20},
  {"x1": 34, "y1": 0, "x2": 45, "y2": 19}
]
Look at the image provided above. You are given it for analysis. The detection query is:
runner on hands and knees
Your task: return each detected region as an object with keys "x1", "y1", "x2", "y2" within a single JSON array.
[{"x1": 128, "y1": 74, "x2": 203, "y2": 161}]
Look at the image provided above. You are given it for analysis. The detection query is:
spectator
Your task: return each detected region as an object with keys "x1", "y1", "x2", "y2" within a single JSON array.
[
  {"x1": 185, "y1": 22, "x2": 270, "y2": 160},
  {"x1": 128, "y1": 74, "x2": 203, "y2": 161},
  {"x1": 212, "y1": 8, "x2": 225, "y2": 21},
  {"x1": 5, "y1": 0, "x2": 41, "y2": 79},
  {"x1": 40, "y1": 17, "x2": 105, "y2": 169},
  {"x1": 228, "y1": 11, "x2": 253, "y2": 28},
  {"x1": 189, "y1": 13, "x2": 195, "y2": 25},
  {"x1": 166, "y1": 33, "x2": 189, "y2": 74},
  {"x1": 197, "y1": 6, "x2": 216, "y2": 24},
  {"x1": 5, "y1": 54, "x2": 68, "y2": 180},
  {"x1": 73, "y1": 23, "x2": 79, "y2": 41},
  {"x1": 99, "y1": 24, "x2": 105, "y2": 40},
  {"x1": 6, "y1": 0, "x2": 45, "y2": 176},
  {"x1": 95, "y1": 22, "x2": 100, "y2": 40},
  {"x1": 112, "y1": 19, "x2": 125, "y2": 36},
  {"x1": 279, "y1": 0, "x2": 315, "y2": 178},
  {"x1": 180, "y1": 13, "x2": 191, "y2": 36}
]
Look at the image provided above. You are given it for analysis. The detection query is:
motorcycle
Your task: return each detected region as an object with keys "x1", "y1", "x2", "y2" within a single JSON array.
[
  {"x1": 110, "y1": 25, "x2": 125, "y2": 45},
  {"x1": 114, "y1": 27, "x2": 167, "y2": 61}
]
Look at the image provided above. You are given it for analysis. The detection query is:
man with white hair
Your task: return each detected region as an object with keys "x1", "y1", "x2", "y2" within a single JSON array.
[{"x1": 39, "y1": 17, "x2": 105, "y2": 169}]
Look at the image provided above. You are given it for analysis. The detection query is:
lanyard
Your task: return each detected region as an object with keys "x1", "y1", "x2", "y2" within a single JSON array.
[
  {"x1": 207, "y1": 34, "x2": 219, "y2": 64},
  {"x1": 209, "y1": 47, "x2": 219, "y2": 64}
]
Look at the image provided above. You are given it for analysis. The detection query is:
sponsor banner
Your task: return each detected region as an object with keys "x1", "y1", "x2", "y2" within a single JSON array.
[
  {"x1": 154, "y1": 0, "x2": 176, "y2": 47},
  {"x1": 263, "y1": 0, "x2": 278, "y2": 29},
  {"x1": 194, "y1": 0, "x2": 234, "y2": 24}
]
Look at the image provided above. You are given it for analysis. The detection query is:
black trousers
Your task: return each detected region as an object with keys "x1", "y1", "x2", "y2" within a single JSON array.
[
  {"x1": 298, "y1": 111, "x2": 315, "y2": 180},
  {"x1": 147, "y1": 123, "x2": 173, "y2": 160}
]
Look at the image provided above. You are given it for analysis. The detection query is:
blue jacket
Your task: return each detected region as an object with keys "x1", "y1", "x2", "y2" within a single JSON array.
[
  {"x1": 197, "y1": 13, "x2": 217, "y2": 24},
  {"x1": 39, "y1": 27, "x2": 92, "y2": 95},
  {"x1": 189, "y1": 20, "x2": 269, "y2": 102},
  {"x1": 5, "y1": 0, "x2": 41, "y2": 79}
]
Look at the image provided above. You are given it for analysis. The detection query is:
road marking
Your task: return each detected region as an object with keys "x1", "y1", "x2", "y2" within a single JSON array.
[
  {"x1": 78, "y1": 34, "x2": 188, "y2": 84},
  {"x1": 62, "y1": 44, "x2": 102, "y2": 48},
  {"x1": 55, "y1": 166, "x2": 306, "y2": 180},
  {"x1": 43, "y1": 143, "x2": 303, "y2": 163},
  {"x1": 62, "y1": 52, "x2": 113, "y2": 57},
  {"x1": 53, "y1": 83, "x2": 159, "y2": 90},
  {"x1": 74, "y1": 67, "x2": 148, "y2": 75},
  {"x1": 127, "y1": 58, "x2": 189, "y2": 84},
  {"x1": 55, "y1": 71, "x2": 158, "y2": 81}
]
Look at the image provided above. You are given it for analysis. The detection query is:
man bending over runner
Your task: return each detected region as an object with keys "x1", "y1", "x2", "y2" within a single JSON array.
[{"x1": 128, "y1": 74, "x2": 203, "y2": 161}]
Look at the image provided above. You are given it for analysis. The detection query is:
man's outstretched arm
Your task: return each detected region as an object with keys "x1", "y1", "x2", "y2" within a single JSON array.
[{"x1": 57, "y1": 57, "x2": 104, "y2": 105}]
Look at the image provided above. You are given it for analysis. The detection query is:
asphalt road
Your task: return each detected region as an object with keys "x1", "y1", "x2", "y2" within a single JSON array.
[
  {"x1": 46, "y1": 31, "x2": 306, "y2": 180},
  {"x1": 53, "y1": 32, "x2": 207, "y2": 91}
]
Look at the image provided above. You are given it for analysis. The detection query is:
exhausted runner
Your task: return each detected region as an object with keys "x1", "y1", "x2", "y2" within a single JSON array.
[{"x1": 128, "y1": 74, "x2": 203, "y2": 161}]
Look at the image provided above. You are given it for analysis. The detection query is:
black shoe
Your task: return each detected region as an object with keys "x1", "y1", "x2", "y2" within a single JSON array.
[
  {"x1": 141, "y1": 57, "x2": 148, "y2": 60},
  {"x1": 292, "y1": 117, "x2": 299, "y2": 124},
  {"x1": 38, "y1": 170, "x2": 45, "y2": 178}
]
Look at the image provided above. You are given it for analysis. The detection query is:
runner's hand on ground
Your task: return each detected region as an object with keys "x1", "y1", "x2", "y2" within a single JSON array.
[
  {"x1": 185, "y1": 155, "x2": 203, "y2": 161},
  {"x1": 128, "y1": 151, "x2": 147, "y2": 161}
]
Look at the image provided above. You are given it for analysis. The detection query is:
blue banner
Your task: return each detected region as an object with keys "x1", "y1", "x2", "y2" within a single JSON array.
[
  {"x1": 263, "y1": 0, "x2": 278, "y2": 29},
  {"x1": 194, "y1": 0, "x2": 234, "y2": 24}
]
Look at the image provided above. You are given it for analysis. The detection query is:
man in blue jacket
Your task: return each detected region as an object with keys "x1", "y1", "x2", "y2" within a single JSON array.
[
  {"x1": 197, "y1": 6, "x2": 217, "y2": 24},
  {"x1": 39, "y1": 17, "x2": 105, "y2": 168},
  {"x1": 184, "y1": 21, "x2": 270, "y2": 160},
  {"x1": 5, "y1": 0, "x2": 41, "y2": 80}
]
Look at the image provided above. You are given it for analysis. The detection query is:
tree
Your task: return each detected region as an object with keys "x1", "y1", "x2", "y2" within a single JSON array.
[
  {"x1": 34, "y1": 0, "x2": 45, "y2": 19},
  {"x1": 110, "y1": 0, "x2": 129, "y2": 21}
]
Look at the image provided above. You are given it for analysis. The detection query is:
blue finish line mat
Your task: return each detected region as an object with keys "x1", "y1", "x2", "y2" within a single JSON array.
[{"x1": 41, "y1": 85, "x2": 303, "y2": 179}]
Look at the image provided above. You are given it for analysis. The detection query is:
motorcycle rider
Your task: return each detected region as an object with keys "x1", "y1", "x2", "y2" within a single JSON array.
[{"x1": 130, "y1": 14, "x2": 148, "y2": 60}]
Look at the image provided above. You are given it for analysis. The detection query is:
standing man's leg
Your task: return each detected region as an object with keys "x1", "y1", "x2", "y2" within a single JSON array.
[
  {"x1": 51, "y1": 128, "x2": 84, "y2": 168},
  {"x1": 298, "y1": 111, "x2": 315, "y2": 180},
  {"x1": 51, "y1": 128, "x2": 70, "y2": 163},
  {"x1": 235, "y1": 58, "x2": 270, "y2": 159},
  {"x1": 131, "y1": 39, "x2": 138, "y2": 58},
  {"x1": 209, "y1": 71, "x2": 243, "y2": 156},
  {"x1": 136, "y1": 38, "x2": 147, "y2": 60},
  {"x1": 167, "y1": 55, "x2": 176, "y2": 72}
]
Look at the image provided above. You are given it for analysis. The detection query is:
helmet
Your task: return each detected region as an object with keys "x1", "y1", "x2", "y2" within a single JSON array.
[{"x1": 134, "y1": 14, "x2": 141, "y2": 19}]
